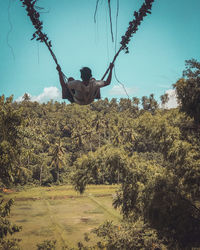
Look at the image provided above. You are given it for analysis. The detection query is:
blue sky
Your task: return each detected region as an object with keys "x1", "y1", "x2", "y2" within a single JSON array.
[{"x1": 1, "y1": 0, "x2": 200, "y2": 104}]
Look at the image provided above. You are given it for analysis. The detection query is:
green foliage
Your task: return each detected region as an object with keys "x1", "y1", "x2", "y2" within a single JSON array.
[
  {"x1": 36, "y1": 240, "x2": 56, "y2": 250},
  {"x1": 1, "y1": 59, "x2": 200, "y2": 249},
  {"x1": 141, "y1": 94, "x2": 158, "y2": 113},
  {"x1": 160, "y1": 93, "x2": 169, "y2": 108},
  {"x1": 144, "y1": 175, "x2": 200, "y2": 249},
  {"x1": 72, "y1": 145, "x2": 128, "y2": 193},
  {"x1": 0, "y1": 239, "x2": 21, "y2": 250},
  {"x1": 113, "y1": 153, "x2": 165, "y2": 220},
  {"x1": 91, "y1": 220, "x2": 166, "y2": 250},
  {"x1": 174, "y1": 59, "x2": 200, "y2": 124},
  {"x1": 49, "y1": 139, "x2": 66, "y2": 183},
  {"x1": 0, "y1": 95, "x2": 23, "y2": 186},
  {"x1": 0, "y1": 199, "x2": 21, "y2": 249}
]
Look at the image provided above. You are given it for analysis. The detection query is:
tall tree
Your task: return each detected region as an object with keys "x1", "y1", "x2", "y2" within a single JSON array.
[
  {"x1": 174, "y1": 59, "x2": 200, "y2": 124},
  {"x1": 0, "y1": 199, "x2": 21, "y2": 248},
  {"x1": 49, "y1": 139, "x2": 66, "y2": 183},
  {"x1": 141, "y1": 94, "x2": 158, "y2": 113},
  {"x1": 0, "y1": 96, "x2": 23, "y2": 186},
  {"x1": 160, "y1": 93, "x2": 169, "y2": 108}
]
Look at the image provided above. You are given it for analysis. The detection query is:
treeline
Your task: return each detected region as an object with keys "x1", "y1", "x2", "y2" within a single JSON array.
[
  {"x1": 0, "y1": 91, "x2": 165, "y2": 187},
  {"x1": 0, "y1": 59, "x2": 200, "y2": 249}
]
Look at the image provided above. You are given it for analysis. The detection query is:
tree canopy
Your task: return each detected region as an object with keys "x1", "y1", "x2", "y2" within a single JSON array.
[{"x1": 1, "y1": 59, "x2": 200, "y2": 249}]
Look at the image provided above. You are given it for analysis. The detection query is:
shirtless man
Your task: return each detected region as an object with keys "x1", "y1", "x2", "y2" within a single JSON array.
[{"x1": 57, "y1": 64, "x2": 114, "y2": 105}]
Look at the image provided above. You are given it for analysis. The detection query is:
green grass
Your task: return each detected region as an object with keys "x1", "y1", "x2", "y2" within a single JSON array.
[{"x1": 4, "y1": 185, "x2": 121, "y2": 249}]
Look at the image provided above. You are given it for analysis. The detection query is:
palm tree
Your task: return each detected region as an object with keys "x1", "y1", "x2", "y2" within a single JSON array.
[
  {"x1": 160, "y1": 93, "x2": 169, "y2": 109},
  {"x1": 50, "y1": 139, "x2": 66, "y2": 182}
]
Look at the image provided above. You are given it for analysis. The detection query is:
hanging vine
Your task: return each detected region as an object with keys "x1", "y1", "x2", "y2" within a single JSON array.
[
  {"x1": 20, "y1": 0, "x2": 59, "y2": 67},
  {"x1": 108, "y1": 0, "x2": 114, "y2": 42},
  {"x1": 102, "y1": 0, "x2": 155, "y2": 79}
]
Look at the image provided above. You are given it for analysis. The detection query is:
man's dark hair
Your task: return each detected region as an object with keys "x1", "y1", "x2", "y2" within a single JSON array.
[{"x1": 80, "y1": 67, "x2": 92, "y2": 81}]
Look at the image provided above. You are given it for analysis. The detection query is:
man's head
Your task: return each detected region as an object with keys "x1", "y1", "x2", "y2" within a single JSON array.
[{"x1": 80, "y1": 67, "x2": 92, "y2": 81}]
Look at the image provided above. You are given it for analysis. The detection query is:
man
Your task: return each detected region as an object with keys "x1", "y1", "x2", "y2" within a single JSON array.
[{"x1": 57, "y1": 63, "x2": 114, "y2": 105}]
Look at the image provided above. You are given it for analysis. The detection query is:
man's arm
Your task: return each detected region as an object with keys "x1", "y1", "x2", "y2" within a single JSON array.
[
  {"x1": 57, "y1": 65, "x2": 71, "y2": 99},
  {"x1": 93, "y1": 63, "x2": 114, "y2": 88},
  {"x1": 104, "y1": 63, "x2": 114, "y2": 86},
  {"x1": 57, "y1": 65, "x2": 66, "y2": 88}
]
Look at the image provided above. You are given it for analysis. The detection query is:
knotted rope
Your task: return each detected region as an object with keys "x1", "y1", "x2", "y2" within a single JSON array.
[
  {"x1": 101, "y1": 0, "x2": 155, "y2": 80},
  {"x1": 20, "y1": 0, "x2": 68, "y2": 79}
]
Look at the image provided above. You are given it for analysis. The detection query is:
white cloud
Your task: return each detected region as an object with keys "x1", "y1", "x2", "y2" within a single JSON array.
[
  {"x1": 109, "y1": 84, "x2": 136, "y2": 97},
  {"x1": 31, "y1": 87, "x2": 61, "y2": 103},
  {"x1": 16, "y1": 86, "x2": 62, "y2": 103},
  {"x1": 162, "y1": 89, "x2": 178, "y2": 109}
]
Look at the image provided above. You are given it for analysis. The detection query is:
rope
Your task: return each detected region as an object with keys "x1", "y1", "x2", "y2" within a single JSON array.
[
  {"x1": 94, "y1": 0, "x2": 100, "y2": 23},
  {"x1": 101, "y1": 0, "x2": 155, "y2": 80},
  {"x1": 101, "y1": 47, "x2": 122, "y2": 80},
  {"x1": 7, "y1": 0, "x2": 15, "y2": 61},
  {"x1": 114, "y1": 0, "x2": 119, "y2": 54},
  {"x1": 114, "y1": 70, "x2": 130, "y2": 99},
  {"x1": 20, "y1": 0, "x2": 68, "y2": 80},
  {"x1": 105, "y1": 1, "x2": 110, "y2": 64},
  {"x1": 113, "y1": 0, "x2": 130, "y2": 99},
  {"x1": 108, "y1": 0, "x2": 114, "y2": 42}
]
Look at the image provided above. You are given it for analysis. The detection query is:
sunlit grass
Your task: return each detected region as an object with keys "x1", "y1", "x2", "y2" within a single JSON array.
[
  {"x1": 5, "y1": 184, "x2": 119, "y2": 200},
  {"x1": 4, "y1": 185, "x2": 121, "y2": 249}
]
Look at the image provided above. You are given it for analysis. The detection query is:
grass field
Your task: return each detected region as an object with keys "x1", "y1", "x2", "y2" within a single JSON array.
[{"x1": 3, "y1": 185, "x2": 121, "y2": 249}]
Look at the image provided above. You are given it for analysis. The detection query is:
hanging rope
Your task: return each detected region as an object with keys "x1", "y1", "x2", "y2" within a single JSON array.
[
  {"x1": 94, "y1": 0, "x2": 100, "y2": 23},
  {"x1": 113, "y1": 0, "x2": 130, "y2": 99},
  {"x1": 105, "y1": 3, "x2": 110, "y2": 65},
  {"x1": 114, "y1": 0, "x2": 119, "y2": 54},
  {"x1": 20, "y1": 0, "x2": 68, "y2": 79},
  {"x1": 108, "y1": 0, "x2": 114, "y2": 42},
  {"x1": 94, "y1": 0, "x2": 114, "y2": 43},
  {"x1": 7, "y1": 0, "x2": 15, "y2": 61},
  {"x1": 101, "y1": 0, "x2": 155, "y2": 80}
]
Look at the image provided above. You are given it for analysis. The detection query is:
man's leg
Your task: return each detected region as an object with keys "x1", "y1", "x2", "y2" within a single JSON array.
[
  {"x1": 62, "y1": 85, "x2": 75, "y2": 103},
  {"x1": 95, "y1": 88, "x2": 101, "y2": 99}
]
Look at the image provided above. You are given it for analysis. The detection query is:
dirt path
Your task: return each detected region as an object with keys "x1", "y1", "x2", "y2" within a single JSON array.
[
  {"x1": 86, "y1": 192, "x2": 121, "y2": 220},
  {"x1": 40, "y1": 191, "x2": 71, "y2": 249}
]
